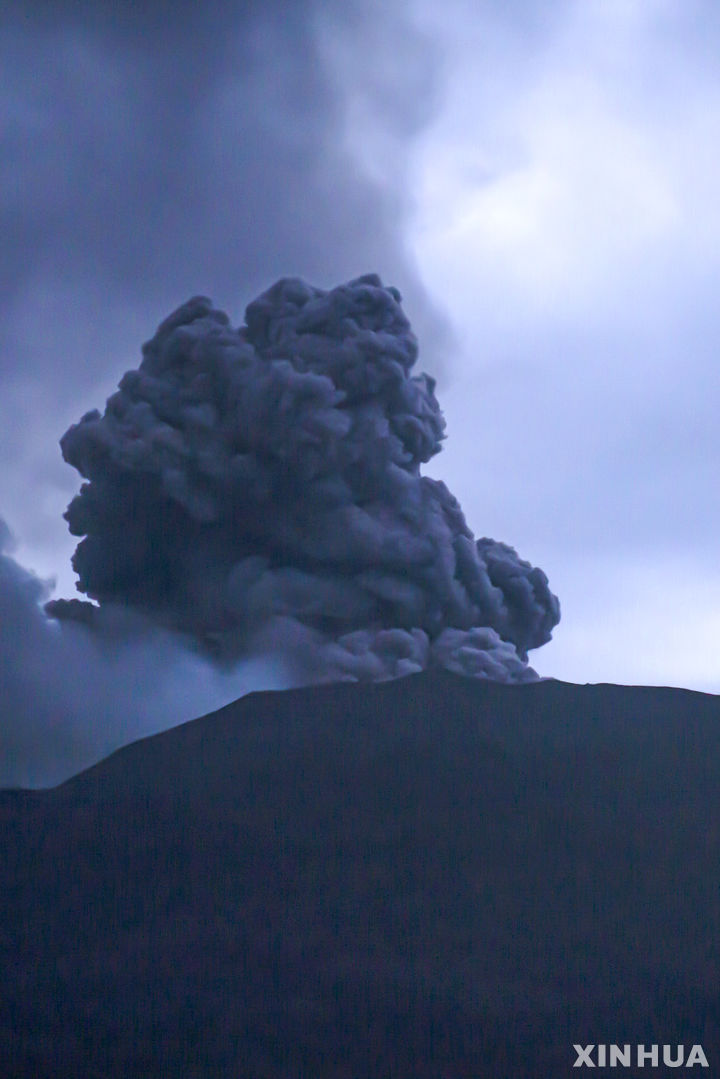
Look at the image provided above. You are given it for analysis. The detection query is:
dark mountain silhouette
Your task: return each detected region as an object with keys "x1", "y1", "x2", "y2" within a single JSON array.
[{"x1": 1, "y1": 670, "x2": 719, "y2": 1077}]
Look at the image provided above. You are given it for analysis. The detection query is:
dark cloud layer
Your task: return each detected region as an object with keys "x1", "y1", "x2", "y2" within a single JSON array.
[
  {"x1": 48, "y1": 275, "x2": 559, "y2": 683},
  {"x1": 0, "y1": 0, "x2": 446, "y2": 382}
]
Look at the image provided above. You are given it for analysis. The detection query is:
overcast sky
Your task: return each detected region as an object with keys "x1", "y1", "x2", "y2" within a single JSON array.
[
  {"x1": 409, "y1": 0, "x2": 720, "y2": 691},
  {"x1": 2, "y1": 0, "x2": 720, "y2": 782}
]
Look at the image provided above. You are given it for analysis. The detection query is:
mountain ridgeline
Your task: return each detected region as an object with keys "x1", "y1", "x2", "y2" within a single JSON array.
[{"x1": 1, "y1": 671, "x2": 719, "y2": 1077}]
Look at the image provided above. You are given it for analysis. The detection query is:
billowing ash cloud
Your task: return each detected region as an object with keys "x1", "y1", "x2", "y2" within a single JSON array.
[{"x1": 48, "y1": 274, "x2": 559, "y2": 683}]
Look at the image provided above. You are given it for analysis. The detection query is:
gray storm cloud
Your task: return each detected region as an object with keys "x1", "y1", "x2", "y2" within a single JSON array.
[{"x1": 47, "y1": 274, "x2": 559, "y2": 682}]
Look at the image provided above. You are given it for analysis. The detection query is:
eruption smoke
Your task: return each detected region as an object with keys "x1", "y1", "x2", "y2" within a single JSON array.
[{"x1": 47, "y1": 274, "x2": 559, "y2": 683}]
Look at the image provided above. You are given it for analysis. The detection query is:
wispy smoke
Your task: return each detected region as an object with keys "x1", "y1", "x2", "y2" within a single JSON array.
[
  {"x1": 48, "y1": 274, "x2": 559, "y2": 682},
  {"x1": 0, "y1": 519, "x2": 290, "y2": 788}
]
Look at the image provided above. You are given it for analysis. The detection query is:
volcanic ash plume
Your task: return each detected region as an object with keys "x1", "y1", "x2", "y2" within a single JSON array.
[{"x1": 47, "y1": 274, "x2": 559, "y2": 683}]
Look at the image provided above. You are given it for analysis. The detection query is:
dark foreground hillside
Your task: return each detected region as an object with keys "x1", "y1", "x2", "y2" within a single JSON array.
[{"x1": 1, "y1": 670, "x2": 719, "y2": 1077}]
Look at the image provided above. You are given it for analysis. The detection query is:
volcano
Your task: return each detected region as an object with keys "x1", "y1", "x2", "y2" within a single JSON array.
[{"x1": 1, "y1": 670, "x2": 719, "y2": 1077}]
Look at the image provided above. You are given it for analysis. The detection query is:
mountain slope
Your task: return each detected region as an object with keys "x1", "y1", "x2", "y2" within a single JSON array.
[{"x1": 1, "y1": 671, "x2": 719, "y2": 1077}]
